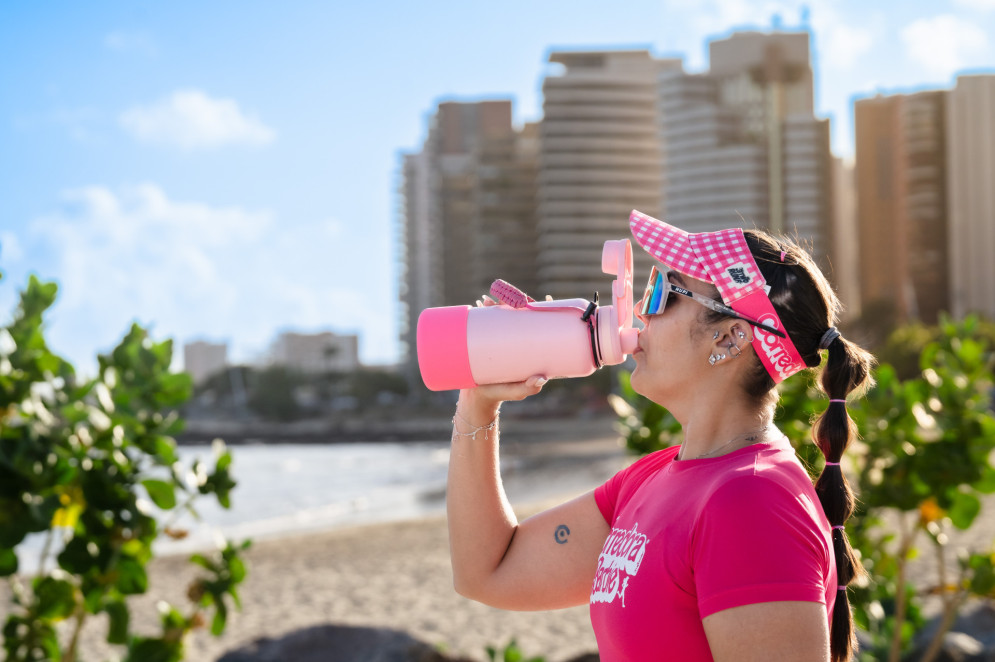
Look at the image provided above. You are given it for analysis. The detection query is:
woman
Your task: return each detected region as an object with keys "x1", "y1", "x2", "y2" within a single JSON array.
[{"x1": 447, "y1": 211, "x2": 874, "y2": 662}]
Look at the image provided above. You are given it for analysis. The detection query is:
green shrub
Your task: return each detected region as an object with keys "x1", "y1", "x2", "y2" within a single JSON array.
[{"x1": 1, "y1": 273, "x2": 249, "y2": 662}]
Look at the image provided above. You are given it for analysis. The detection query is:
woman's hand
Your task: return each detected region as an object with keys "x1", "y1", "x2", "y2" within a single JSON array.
[{"x1": 461, "y1": 375, "x2": 547, "y2": 408}]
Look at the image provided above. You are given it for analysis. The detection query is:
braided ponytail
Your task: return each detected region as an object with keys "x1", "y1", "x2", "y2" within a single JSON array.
[
  {"x1": 698, "y1": 229, "x2": 876, "y2": 661},
  {"x1": 813, "y1": 336, "x2": 874, "y2": 662}
]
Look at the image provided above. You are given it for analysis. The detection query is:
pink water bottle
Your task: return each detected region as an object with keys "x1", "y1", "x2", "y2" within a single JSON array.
[{"x1": 416, "y1": 239, "x2": 639, "y2": 391}]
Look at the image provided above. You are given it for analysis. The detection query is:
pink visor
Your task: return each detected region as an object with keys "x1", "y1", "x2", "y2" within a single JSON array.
[{"x1": 629, "y1": 210, "x2": 806, "y2": 383}]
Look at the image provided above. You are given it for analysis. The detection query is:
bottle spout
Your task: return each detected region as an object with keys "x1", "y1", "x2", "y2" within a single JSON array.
[{"x1": 620, "y1": 327, "x2": 640, "y2": 356}]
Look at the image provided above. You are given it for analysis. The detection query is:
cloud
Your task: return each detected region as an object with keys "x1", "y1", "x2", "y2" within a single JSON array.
[
  {"x1": 104, "y1": 31, "x2": 157, "y2": 57},
  {"x1": 953, "y1": 0, "x2": 995, "y2": 11},
  {"x1": 1, "y1": 231, "x2": 25, "y2": 264},
  {"x1": 21, "y1": 185, "x2": 372, "y2": 373},
  {"x1": 902, "y1": 15, "x2": 989, "y2": 79},
  {"x1": 120, "y1": 90, "x2": 276, "y2": 150},
  {"x1": 811, "y1": 11, "x2": 874, "y2": 70}
]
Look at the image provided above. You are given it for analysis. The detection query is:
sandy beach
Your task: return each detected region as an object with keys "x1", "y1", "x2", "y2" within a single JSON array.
[{"x1": 65, "y1": 428, "x2": 631, "y2": 662}]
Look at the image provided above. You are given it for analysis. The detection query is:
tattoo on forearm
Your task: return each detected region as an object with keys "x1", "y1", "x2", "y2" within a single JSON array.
[{"x1": 554, "y1": 524, "x2": 571, "y2": 544}]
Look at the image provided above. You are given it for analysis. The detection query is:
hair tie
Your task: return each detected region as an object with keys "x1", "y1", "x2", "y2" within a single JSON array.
[
  {"x1": 824, "y1": 461, "x2": 840, "y2": 466},
  {"x1": 779, "y1": 251, "x2": 786, "y2": 262},
  {"x1": 832, "y1": 525, "x2": 845, "y2": 531},
  {"x1": 837, "y1": 586, "x2": 847, "y2": 592},
  {"x1": 830, "y1": 399, "x2": 846, "y2": 404},
  {"x1": 819, "y1": 327, "x2": 840, "y2": 349}
]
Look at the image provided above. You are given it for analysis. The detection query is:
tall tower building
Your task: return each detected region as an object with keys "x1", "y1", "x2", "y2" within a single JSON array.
[
  {"x1": 537, "y1": 50, "x2": 679, "y2": 299},
  {"x1": 854, "y1": 90, "x2": 948, "y2": 324},
  {"x1": 398, "y1": 100, "x2": 539, "y2": 376},
  {"x1": 430, "y1": 101, "x2": 517, "y2": 307},
  {"x1": 660, "y1": 31, "x2": 834, "y2": 269},
  {"x1": 947, "y1": 74, "x2": 995, "y2": 319},
  {"x1": 831, "y1": 157, "x2": 861, "y2": 322}
]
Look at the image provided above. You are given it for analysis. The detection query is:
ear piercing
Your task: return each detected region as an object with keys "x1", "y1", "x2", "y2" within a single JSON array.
[
  {"x1": 713, "y1": 331, "x2": 720, "y2": 340},
  {"x1": 708, "y1": 353, "x2": 726, "y2": 365},
  {"x1": 737, "y1": 331, "x2": 747, "y2": 339}
]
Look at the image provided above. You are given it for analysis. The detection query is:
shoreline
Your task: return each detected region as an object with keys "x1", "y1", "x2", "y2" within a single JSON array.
[{"x1": 176, "y1": 412, "x2": 620, "y2": 445}]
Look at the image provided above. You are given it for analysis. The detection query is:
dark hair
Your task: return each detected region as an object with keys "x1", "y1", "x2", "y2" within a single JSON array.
[{"x1": 701, "y1": 229, "x2": 875, "y2": 662}]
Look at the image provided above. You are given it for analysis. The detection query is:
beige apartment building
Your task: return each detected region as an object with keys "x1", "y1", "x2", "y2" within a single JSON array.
[
  {"x1": 537, "y1": 50, "x2": 678, "y2": 299},
  {"x1": 947, "y1": 74, "x2": 995, "y2": 320},
  {"x1": 854, "y1": 90, "x2": 949, "y2": 324},
  {"x1": 398, "y1": 100, "x2": 539, "y2": 373},
  {"x1": 183, "y1": 340, "x2": 228, "y2": 385},
  {"x1": 268, "y1": 331, "x2": 359, "y2": 374},
  {"x1": 660, "y1": 31, "x2": 834, "y2": 271}
]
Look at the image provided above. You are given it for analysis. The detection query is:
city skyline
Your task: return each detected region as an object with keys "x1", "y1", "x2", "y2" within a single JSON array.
[{"x1": 2, "y1": 1, "x2": 994, "y2": 376}]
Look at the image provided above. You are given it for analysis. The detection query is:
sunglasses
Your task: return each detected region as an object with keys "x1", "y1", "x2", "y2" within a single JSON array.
[{"x1": 640, "y1": 266, "x2": 787, "y2": 339}]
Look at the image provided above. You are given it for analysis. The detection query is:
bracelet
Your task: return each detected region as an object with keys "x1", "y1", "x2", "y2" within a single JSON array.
[{"x1": 452, "y1": 408, "x2": 499, "y2": 441}]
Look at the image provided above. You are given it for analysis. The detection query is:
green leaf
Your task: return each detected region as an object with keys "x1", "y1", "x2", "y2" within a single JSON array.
[
  {"x1": 142, "y1": 479, "x2": 177, "y2": 510},
  {"x1": 968, "y1": 553, "x2": 995, "y2": 596},
  {"x1": 126, "y1": 637, "x2": 183, "y2": 662},
  {"x1": 116, "y1": 557, "x2": 149, "y2": 595},
  {"x1": 0, "y1": 547, "x2": 17, "y2": 576},
  {"x1": 947, "y1": 490, "x2": 981, "y2": 530},
  {"x1": 975, "y1": 467, "x2": 995, "y2": 494},
  {"x1": 105, "y1": 598, "x2": 130, "y2": 644},
  {"x1": 210, "y1": 601, "x2": 228, "y2": 636},
  {"x1": 32, "y1": 576, "x2": 76, "y2": 620}
]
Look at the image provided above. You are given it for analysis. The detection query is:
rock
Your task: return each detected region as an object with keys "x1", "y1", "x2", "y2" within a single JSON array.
[
  {"x1": 217, "y1": 624, "x2": 474, "y2": 662},
  {"x1": 914, "y1": 604, "x2": 995, "y2": 650},
  {"x1": 563, "y1": 654, "x2": 600, "y2": 662},
  {"x1": 902, "y1": 631, "x2": 984, "y2": 662}
]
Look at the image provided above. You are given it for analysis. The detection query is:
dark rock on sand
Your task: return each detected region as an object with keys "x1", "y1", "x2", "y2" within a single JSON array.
[
  {"x1": 217, "y1": 624, "x2": 475, "y2": 662},
  {"x1": 903, "y1": 631, "x2": 984, "y2": 662}
]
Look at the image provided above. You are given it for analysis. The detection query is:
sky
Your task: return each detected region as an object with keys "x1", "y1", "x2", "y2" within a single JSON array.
[{"x1": 2, "y1": 0, "x2": 993, "y2": 376}]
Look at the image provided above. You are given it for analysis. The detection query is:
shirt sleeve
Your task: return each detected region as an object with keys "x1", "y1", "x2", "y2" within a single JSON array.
[
  {"x1": 692, "y1": 474, "x2": 831, "y2": 619},
  {"x1": 593, "y1": 448, "x2": 677, "y2": 525}
]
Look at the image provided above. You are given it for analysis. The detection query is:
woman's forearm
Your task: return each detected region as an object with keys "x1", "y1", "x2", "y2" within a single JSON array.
[{"x1": 446, "y1": 391, "x2": 518, "y2": 600}]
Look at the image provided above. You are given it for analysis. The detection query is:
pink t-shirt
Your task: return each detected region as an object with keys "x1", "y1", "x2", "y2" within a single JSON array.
[{"x1": 590, "y1": 436, "x2": 836, "y2": 661}]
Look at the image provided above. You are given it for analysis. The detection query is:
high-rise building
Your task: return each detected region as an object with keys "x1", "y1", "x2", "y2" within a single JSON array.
[
  {"x1": 398, "y1": 100, "x2": 539, "y2": 376},
  {"x1": 268, "y1": 331, "x2": 359, "y2": 374},
  {"x1": 183, "y1": 341, "x2": 228, "y2": 385},
  {"x1": 831, "y1": 157, "x2": 861, "y2": 322},
  {"x1": 537, "y1": 50, "x2": 679, "y2": 299},
  {"x1": 947, "y1": 74, "x2": 995, "y2": 320},
  {"x1": 854, "y1": 90, "x2": 948, "y2": 324},
  {"x1": 660, "y1": 31, "x2": 834, "y2": 269}
]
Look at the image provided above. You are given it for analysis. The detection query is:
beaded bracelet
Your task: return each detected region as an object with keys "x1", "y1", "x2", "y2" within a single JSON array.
[{"x1": 452, "y1": 409, "x2": 499, "y2": 441}]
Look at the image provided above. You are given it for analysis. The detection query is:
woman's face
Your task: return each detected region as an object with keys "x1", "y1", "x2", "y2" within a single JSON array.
[{"x1": 630, "y1": 271, "x2": 717, "y2": 407}]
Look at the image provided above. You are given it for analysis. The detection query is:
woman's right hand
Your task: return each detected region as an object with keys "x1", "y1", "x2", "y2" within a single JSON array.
[{"x1": 460, "y1": 375, "x2": 548, "y2": 409}]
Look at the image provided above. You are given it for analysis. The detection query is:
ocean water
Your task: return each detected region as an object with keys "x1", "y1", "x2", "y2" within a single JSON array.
[{"x1": 15, "y1": 441, "x2": 453, "y2": 571}]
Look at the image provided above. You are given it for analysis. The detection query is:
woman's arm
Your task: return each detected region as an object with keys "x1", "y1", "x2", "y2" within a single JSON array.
[
  {"x1": 703, "y1": 601, "x2": 830, "y2": 662},
  {"x1": 447, "y1": 382, "x2": 610, "y2": 611}
]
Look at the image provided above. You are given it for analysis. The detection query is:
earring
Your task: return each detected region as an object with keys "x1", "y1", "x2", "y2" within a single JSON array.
[
  {"x1": 728, "y1": 344, "x2": 742, "y2": 358},
  {"x1": 708, "y1": 353, "x2": 726, "y2": 366},
  {"x1": 737, "y1": 331, "x2": 746, "y2": 339}
]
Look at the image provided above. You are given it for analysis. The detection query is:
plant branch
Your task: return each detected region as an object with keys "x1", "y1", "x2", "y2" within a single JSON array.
[
  {"x1": 63, "y1": 601, "x2": 88, "y2": 662},
  {"x1": 889, "y1": 513, "x2": 920, "y2": 662},
  {"x1": 36, "y1": 527, "x2": 55, "y2": 579}
]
